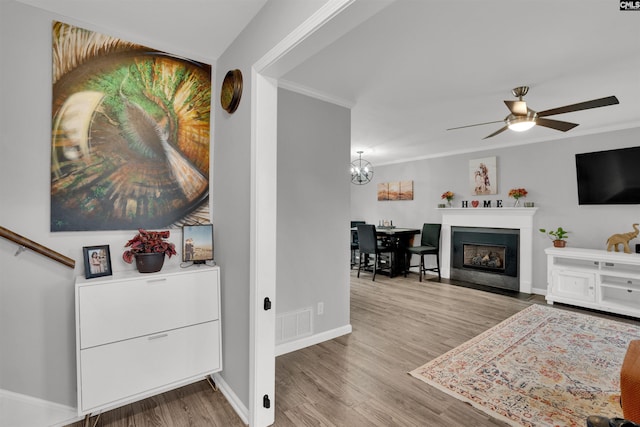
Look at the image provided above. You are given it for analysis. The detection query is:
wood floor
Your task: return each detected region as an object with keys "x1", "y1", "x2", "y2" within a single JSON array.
[{"x1": 65, "y1": 270, "x2": 638, "y2": 426}]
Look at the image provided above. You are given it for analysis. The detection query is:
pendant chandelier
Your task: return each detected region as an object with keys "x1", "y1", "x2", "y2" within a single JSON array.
[{"x1": 350, "y1": 151, "x2": 373, "y2": 185}]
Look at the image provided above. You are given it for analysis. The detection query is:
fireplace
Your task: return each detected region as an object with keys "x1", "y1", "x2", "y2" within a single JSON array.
[
  {"x1": 451, "y1": 227, "x2": 519, "y2": 291},
  {"x1": 463, "y1": 244, "x2": 505, "y2": 271},
  {"x1": 440, "y1": 208, "x2": 537, "y2": 293}
]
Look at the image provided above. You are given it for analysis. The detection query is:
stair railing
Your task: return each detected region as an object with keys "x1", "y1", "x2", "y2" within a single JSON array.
[{"x1": 0, "y1": 226, "x2": 75, "y2": 268}]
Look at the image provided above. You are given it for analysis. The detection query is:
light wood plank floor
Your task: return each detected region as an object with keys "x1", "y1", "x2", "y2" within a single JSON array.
[{"x1": 65, "y1": 270, "x2": 638, "y2": 426}]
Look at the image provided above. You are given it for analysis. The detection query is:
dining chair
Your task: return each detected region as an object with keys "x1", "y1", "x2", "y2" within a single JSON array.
[
  {"x1": 357, "y1": 224, "x2": 392, "y2": 281},
  {"x1": 350, "y1": 221, "x2": 366, "y2": 268},
  {"x1": 405, "y1": 223, "x2": 441, "y2": 282}
]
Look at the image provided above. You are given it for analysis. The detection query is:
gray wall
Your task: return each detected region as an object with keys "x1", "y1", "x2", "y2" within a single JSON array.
[
  {"x1": 0, "y1": 0, "x2": 328, "y2": 410},
  {"x1": 351, "y1": 127, "x2": 640, "y2": 293},
  {"x1": 276, "y1": 88, "x2": 351, "y2": 336},
  {"x1": 1, "y1": 1, "x2": 99, "y2": 406},
  {"x1": 213, "y1": 0, "x2": 327, "y2": 411}
]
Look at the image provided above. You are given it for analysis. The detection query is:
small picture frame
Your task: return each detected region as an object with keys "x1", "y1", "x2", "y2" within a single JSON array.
[
  {"x1": 83, "y1": 245, "x2": 112, "y2": 279},
  {"x1": 182, "y1": 224, "x2": 214, "y2": 264}
]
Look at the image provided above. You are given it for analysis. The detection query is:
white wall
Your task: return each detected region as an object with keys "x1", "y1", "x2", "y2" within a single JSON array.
[
  {"x1": 276, "y1": 88, "x2": 351, "y2": 340},
  {"x1": 0, "y1": 0, "x2": 329, "y2": 411},
  {"x1": 351, "y1": 127, "x2": 640, "y2": 293}
]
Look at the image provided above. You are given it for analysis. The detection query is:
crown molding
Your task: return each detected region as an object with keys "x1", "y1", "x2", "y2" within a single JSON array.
[{"x1": 278, "y1": 79, "x2": 354, "y2": 109}]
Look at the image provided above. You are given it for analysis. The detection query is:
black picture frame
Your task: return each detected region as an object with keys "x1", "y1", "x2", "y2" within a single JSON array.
[
  {"x1": 182, "y1": 224, "x2": 214, "y2": 263},
  {"x1": 83, "y1": 245, "x2": 113, "y2": 279}
]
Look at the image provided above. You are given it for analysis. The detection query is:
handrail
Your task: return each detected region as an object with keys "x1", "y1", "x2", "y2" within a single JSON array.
[{"x1": 0, "y1": 226, "x2": 75, "y2": 269}]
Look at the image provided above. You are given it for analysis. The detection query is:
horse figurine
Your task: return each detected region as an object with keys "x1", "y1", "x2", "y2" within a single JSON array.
[{"x1": 606, "y1": 223, "x2": 640, "y2": 253}]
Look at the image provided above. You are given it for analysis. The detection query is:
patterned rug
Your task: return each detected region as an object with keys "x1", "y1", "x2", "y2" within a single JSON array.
[{"x1": 410, "y1": 304, "x2": 640, "y2": 427}]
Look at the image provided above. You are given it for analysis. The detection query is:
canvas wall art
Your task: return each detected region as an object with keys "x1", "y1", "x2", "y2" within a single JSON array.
[
  {"x1": 388, "y1": 181, "x2": 400, "y2": 200},
  {"x1": 50, "y1": 21, "x2": 212, "y2": 231},
  {"x1": 469, "y1": 157, "x2": 497, "y2": 195},
  {"x1": 398, "y1": 180, "x2": 414, "y2": 200},
  {"x1": 378, "y1": 181, "x2": 414, "y2": 201},
  {"x1": 377, "y1": 183, "x2": 389, "y2": 201}
]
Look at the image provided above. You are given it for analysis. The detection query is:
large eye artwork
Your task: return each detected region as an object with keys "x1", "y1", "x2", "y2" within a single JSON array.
[{"x1": 51, "y1": 21, "x2": 211, "y2": 231}]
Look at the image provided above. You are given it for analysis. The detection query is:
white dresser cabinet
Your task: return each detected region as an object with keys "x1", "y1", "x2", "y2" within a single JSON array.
[
  {"x1": 545, "y1": 247, "x2": 640, "y2": 318},
  {"x1": 75, "y1": 265, "x2": 221, "y2": 416}
]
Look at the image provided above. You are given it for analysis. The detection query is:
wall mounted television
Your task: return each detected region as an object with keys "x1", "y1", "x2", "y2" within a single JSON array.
[
  {"x1": 182, "y1": 224, "x2": 214, "y2": 264},
  {"x1": 575, "y1": 146, "x2": 640, "y2": 205}
]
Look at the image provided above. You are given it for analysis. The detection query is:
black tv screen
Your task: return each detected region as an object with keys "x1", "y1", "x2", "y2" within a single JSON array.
[{"x1": 576, "y1": 146, "x2": 640, "y2": 205}]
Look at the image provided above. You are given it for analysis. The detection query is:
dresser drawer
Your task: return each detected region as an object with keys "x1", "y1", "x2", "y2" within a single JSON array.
[
  {"x1": 79, "y1": 320, "x2": 220, "y2": 412},
  {"x1": 78, "y1": 269, "x2": 218, "y2": 348}
]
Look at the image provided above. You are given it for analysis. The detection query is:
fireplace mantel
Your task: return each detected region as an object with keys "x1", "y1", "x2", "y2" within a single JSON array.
[{"x1": 440, "y1": 208, "x2": 537, "y2": 293}]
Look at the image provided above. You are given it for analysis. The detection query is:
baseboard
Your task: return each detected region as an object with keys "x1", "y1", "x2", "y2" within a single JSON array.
[
  {"x1": 210, "y1": 326, "x2": 352, "y2": 424},
  {"x1": 0, "y1": 379, "x2": 250, "y2": 427},
  {"x1": 210, "y1": 373, "x2": 249, "y2": 425},
  {"x1": 275, "y1": 324, "x2": 352, "y2": 356},
  {"x1": 0, "y1": 388, "x2": 78, "y2": 427},
  {"x1": 531, "y1": 286, "x2": 546, "y2": 296}
]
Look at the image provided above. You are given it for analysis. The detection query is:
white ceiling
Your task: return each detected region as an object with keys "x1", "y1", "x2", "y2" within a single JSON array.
[
  {"x1": 12, "y1": 0, "x2": 269, "y2": 61},
  {"x1": 282, "y1": 0, "x2": 640, "y2": 165},
  {"x1": 13, "y1": 0, "x2": 640, "y2": 166}
]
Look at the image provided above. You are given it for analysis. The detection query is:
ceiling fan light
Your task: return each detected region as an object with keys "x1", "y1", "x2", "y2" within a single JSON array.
[
  {"x1": 508, "y1": 120, "x2": 536, "y2": 132},
  {"x1": 507, "y1": 111, "x2": 537, "y2": 132}
]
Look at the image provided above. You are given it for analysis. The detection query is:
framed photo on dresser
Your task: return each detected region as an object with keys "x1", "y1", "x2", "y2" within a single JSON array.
[{"x1": 82, "y1": 245, "x2": 112, "y2": 279}]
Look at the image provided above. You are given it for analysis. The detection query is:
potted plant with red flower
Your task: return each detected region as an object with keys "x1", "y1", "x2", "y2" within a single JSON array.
[{"x1": 123, "y1": 229, "x2": 177, "y2": 273}]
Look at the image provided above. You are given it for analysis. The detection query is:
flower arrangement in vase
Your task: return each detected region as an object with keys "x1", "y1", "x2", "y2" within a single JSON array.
[
  {"x1": 123, "y1": 229, "x2": 177, "y2": 272},
  {"x1": 441, "y1": 191, "x2": 454, "y2": 207},
  {"x1": 508, "y1": 188, "x2": 528, "y2": 207}
]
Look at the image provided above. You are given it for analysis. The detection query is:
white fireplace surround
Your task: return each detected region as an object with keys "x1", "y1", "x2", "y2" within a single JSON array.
[{"x1": 440, "y1": 208, "x2": 538, "y2": 294}]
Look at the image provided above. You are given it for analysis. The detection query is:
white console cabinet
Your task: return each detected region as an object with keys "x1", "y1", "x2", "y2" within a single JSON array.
[
  {"x1": 75, "y1": 265, "x2": 222, "y2": 416},
  {"x1": 545, "y1": 247, "x2": 640, "y2": 318}
]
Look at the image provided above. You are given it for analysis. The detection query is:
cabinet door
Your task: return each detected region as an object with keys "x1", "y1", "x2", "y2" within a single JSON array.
[
  {"x1": 78, "y1": 270, "x2": 218, "y2": 348},
  {"x1": 80, "y1": 321, "x2": 220, "y2": 413},
  {"x1": 551, "y1": 270, "x2": 596, "y2": 302}
]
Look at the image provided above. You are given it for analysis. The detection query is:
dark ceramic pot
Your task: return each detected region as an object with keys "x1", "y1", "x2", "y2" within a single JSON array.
[{"x1": 135, "y1": 252, "x2": 165, "y2": 273}]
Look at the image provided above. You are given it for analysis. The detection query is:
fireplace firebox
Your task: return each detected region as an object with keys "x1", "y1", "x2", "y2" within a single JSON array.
[
  {"x1": 463, "y1": 243, "x2": 506, "y2": 272},
  {"x1": 451, "y1": 227, "x2": 519, "y2": 291}
]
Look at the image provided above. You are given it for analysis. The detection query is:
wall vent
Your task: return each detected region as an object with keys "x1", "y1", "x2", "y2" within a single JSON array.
[{"x1": 276, "y1": 307, "x2": 313, "y2": 344}]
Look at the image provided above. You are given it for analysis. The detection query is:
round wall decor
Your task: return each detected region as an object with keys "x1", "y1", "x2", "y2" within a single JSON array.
[{"x1": 220, "y1": 69, "x2": 243, "y2": 114}]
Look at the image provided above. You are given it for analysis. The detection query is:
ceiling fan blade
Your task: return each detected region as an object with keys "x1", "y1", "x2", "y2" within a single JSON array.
[
  {"x1": 535, "y1": 118, "x2": 579, "y2": 132},
  {"x1": 504, "y1": 100, "x2": 527, "y2": 115},
  {"x1": 537, "y1": 96, "x2": 619, "y2": 117},
  {"x1": 482, "y1": 125, "x2": 509, "y2": 139},
  {"x1": 447, "y1": 120, "x2": 504, "y2": 131}
]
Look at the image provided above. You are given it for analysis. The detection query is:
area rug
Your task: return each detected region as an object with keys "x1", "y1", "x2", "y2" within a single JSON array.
[{"x1": 410, "y1": 304, "x2": 640, "y2": 427}]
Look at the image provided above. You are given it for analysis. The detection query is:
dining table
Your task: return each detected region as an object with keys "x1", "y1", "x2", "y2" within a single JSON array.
[{"x1": 352, "y1": 226, "x2": 421, "y2": 277}]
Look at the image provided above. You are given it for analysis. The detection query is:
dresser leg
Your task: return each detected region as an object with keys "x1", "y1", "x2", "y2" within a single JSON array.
[
  {"x1": 84, "y1": 413, "x2": 101, "y2": 427},
  {"x1": 206, "y1": 376, "x2": 218, "y2": 392}
]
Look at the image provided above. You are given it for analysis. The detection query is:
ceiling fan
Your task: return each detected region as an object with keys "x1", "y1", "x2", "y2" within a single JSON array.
[{"x1": 447, "y1": 86, "x2": 619, "y2": 140}]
